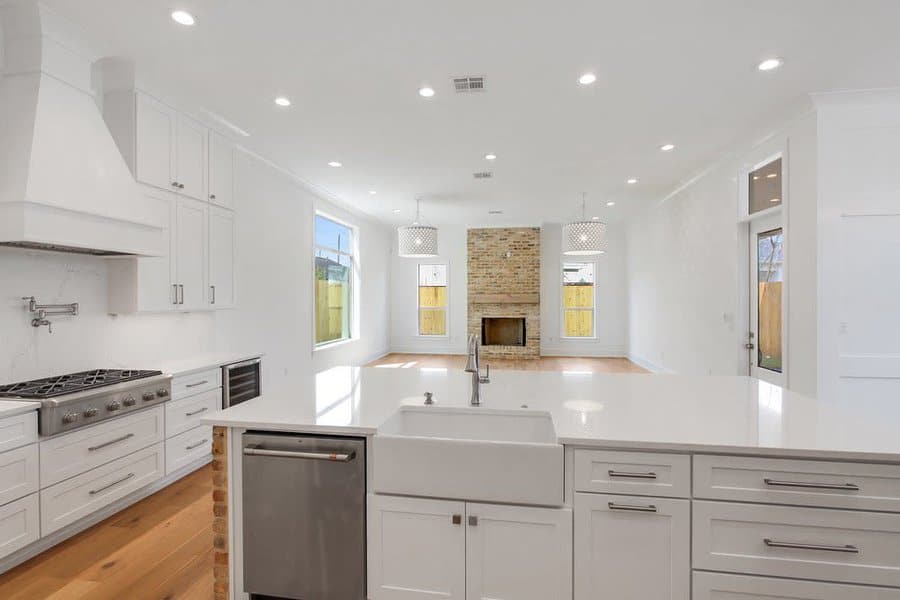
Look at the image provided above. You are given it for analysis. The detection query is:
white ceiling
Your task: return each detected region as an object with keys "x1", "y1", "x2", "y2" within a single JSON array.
[{"x1": 43, "y1": 0, "x2": 900, "y2": 227}]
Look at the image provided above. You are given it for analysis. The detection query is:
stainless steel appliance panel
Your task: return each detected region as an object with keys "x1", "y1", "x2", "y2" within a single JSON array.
[
  {"x1": 242, "y1": 432, "x2": 365, "y2": 600},
  {"x1": 223, "y1": 358, "x2": 261, "y2": 407}
]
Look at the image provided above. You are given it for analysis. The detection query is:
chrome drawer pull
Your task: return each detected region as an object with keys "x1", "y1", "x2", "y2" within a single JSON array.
[
  {"x1": 185, "y1": 380, "x2": 209, "y2": 388},
  {"x1": 608, "y1": 470, "x2": 658, "y2": 480},
  {"x1": 88, "y1": 433, "x2": 135, "y2": 452},
  {"x1": 764, "y1": 538, "x2": 859, "y2": 554},
  {"x1": 185, "y1": 407, "x2": 209, "y2": 417},
  {"x1": 89, "y1": 472, "x2": 135, "y2": 495},
  {"x1": 608, "y1": 502, "x2": 658, "y2": 513},
  {"x1": 243, "y1": 447, "x2": 355, "y2": 462},
  {"x1": 763, "y1": 478, "x2": 860, "y2": 491},
  {"x1": 185, "y1": 438, "x2": 209, "y2": 451}
]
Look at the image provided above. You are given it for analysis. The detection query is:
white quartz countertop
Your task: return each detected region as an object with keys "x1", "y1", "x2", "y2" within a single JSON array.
[
  {"x1": 203, "y1": 366, "x2": 900, "y2": 462},
  {"x1": 157, "y1": 352, "x2": 262, "y2": 377},
  {"x1": 0, "y1": 400, "x2": 39, "y2": 418}
]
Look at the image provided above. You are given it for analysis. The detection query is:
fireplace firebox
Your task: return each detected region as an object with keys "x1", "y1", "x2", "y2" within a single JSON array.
[{"x1": 481, "y1": 317, "x2": 526, "y2": 347}]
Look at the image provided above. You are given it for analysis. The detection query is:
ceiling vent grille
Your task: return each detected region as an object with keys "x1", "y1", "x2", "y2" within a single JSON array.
[
  {"x1": 454, "y1": 76, "x2": 485, "y2": 92},
  {"x1": 473, "y1": 171, "x2": 493, "y2": 179}
]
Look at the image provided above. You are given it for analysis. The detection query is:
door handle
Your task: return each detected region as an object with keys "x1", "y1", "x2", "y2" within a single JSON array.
[
  {"x1": 745, "y1": 343, "x2": 756, "y2": 350},
  {"x1": 608, "y1": 470, "x2": 658, "y2": 480},
  {"x1": 210, "y1": 285, "x2": 216, "y2": 305},
  {"x1": 89, "y1": 472, "x2": 135, "y2": 495},
  {"x1": 608, "y1": 502, "x2": 658, "y2": 513},
  {"x1": 88, "y1": 433, "x2": 135, "y2": 452},
  {"x1": 185, "y1": 438, "x2": 209, "y2": 450},
  {"x1": 764, "y1": 478, "x2": 859, "y2": 491},
  {"x1": 178, "y1": 284, "x2": 184, "y2": 305},
  {"x1": 243, "y1": 447, "x2": 355, "y2": 462},
  {"x1": 185, "y1": 406, "x2": 209, "y2": 416},
  {"x1": 764, "y1": 538, "x2": 859, "y2": 554}
]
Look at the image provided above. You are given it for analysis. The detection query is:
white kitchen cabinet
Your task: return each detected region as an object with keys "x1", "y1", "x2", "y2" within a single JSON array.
[
  {"x1": 574, "y1": 492, "x2": 690, "y2": 600},
  {"x1": 694, "y1": 572, "x2": 900, "y2": 600},
  {"x1": 134, "y1": 92, "x2": 207, "y2": 200},
  {"x1": 134, "y1": 92, "x2": 176, "y2": 191},
  {"x1": 368, "y1": 494, "x2": 466, "y2": 600},
  {"x1": 368, "y1": 494, "x2": 571, "y2": 600},
  {"x1": 174, "y1": 197, "x2": 208, "y2": 310},
  {"x1": 466, "y1": 502, "x2": 572, "y2": 600},
  {"x1": 208, "y1": 131, "x2": 235, "y2": 208},
  {"x1": 0, "y1": 444, "x2": 39, "y2": 507},
  {"x1": 207, "y1": 206, "x2": 235, "y2": 308},
  {"x1": 0, "y1": 494, "x2": 39, "y2": 560}
]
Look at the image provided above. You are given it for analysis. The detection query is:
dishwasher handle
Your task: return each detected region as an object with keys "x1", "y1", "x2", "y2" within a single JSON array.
[{"x1": 243, "y1": 446, "x2": 356, "y2": 462}]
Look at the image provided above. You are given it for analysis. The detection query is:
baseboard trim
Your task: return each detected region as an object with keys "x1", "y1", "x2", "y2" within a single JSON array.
[
  {"x1": 0, "y1": 455, "x2": 212, "y2": 575},
  {"x1": 627, "y1": 354, "x2": 675, "y2": 374}
]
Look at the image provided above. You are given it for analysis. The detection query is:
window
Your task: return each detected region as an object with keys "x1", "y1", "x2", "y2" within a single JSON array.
[
  {"x1": 748, "y1": 157, "x2": 782, "y2": 214},
  {"x1": 756, "y1": 227, "x2": 784, "y2": 372},
  {"x1": 562, "y1": 262, "x2": 595, "y2": 337},
  {"x1": 315, "y1": 214, "x2": 353, "y2": 345},
  {"x1": 417, "y1": 264, "x2": 448, "y2": 336}
]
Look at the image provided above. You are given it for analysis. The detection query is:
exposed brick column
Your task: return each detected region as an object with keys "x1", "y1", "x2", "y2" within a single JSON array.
[{"x1": 212, "y1": 426, "x2": 229, "y2": 600}]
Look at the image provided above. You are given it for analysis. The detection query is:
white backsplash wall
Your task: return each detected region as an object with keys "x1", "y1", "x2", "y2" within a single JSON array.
[{"x1": 0, "y1": 247, "x2": 216, "y2": 382}]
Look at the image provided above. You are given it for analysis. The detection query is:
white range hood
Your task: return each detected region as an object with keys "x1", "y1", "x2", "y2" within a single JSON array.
[{"x1": 0, "y1": 1, "x2": 165, "y2": 256}]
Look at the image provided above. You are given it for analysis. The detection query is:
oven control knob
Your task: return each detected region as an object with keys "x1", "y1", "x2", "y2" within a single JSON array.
[
  {"x1": 83, "y1": 407, "x2": 99, "y2": 418},
  {"x1": 156, "y1": 388, "x2": 169, "y2": 398},
  {"x1": 62, "y1": 413, "x2": 79, "y2": 424},
  {"x1": 106, "y1": 400, "x2": 122, "y2": 412},
  {"x1": 123, "y1": 395, "x2": 137, "y2": 407},
  {"x1": 142, "y1": 392, "x2": 156, "y2": 402}
]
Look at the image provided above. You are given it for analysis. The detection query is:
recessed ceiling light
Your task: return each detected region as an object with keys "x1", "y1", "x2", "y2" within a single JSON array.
[
  {"x1": 578, "y1": 73, "x2": 597, "y2": 85},
  {"x1": 418, "y1": 86, "x2": 435, "y2": 98},
  {"x1": 368, "y1": 190, "x2": 377, "y2": 195},
  {"x1": 606, "y1": 201, "x2": 616, "y2": 207},
  {"x1": 660, "y1": 143, "x2": 675, "y2": 152},
  {"x1": 626, "y1": 178, "x2": 638, "y2": 185},
  {"x1": 392, "y1": 208, "x2": 401, "y2": 213},
  {"x1": 484, "y1": 153, "x2": 497, "y2": 161},
  {"x1": 591, "y1": 216, "x2": 600, "y2": 221},
  {"x1": 274, "y1": 97, "x2": 291, "y2": 107},
  {"x1": 757, "y1": 58, "x2": 783, "y2": 71},
  {"x1": 328, "y1": 161, "x2": 342, "y2": 167},
  {"x1": 171, "y1": 10, "x2": 195, "y2": 26}
]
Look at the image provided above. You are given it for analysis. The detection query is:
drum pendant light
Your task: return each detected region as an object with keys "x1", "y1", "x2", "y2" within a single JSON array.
[
  {"x1": 562, "y1": 192, "x2": 605, "y2": 255},
  {"x1": 398, "y1": 198, "x2": 439, "y2": 257}
]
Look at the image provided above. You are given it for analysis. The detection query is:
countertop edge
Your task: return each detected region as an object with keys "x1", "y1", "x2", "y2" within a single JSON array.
[
  {"x1": 200, "y1": 417, "x2": 376, "y2": 436},
  {"x1": 0, "y1": 402, "x2": 40, "y2": 419},
  {"x1": 160, "y1": 352, "x2": 264, "y2": 377}
]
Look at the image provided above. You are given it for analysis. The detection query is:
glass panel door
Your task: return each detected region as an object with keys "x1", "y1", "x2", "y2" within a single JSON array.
[{"x1": 749, "y1": 214, "x2": 785, "y2": 385}]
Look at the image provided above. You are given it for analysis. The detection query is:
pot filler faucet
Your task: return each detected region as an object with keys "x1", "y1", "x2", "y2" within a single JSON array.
[{"x1": 464, "y1": 333, "x2": 491, "y2": 406}]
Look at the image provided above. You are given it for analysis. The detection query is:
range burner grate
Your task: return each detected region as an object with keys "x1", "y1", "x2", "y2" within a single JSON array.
[{"x1": 0, "y1": 369, "x2": 163, "y2": 399}]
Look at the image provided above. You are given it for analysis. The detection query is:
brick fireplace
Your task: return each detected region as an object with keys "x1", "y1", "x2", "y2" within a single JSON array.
[{"x1": 467, "y1": 227, "x2": 540, "y2": 359}]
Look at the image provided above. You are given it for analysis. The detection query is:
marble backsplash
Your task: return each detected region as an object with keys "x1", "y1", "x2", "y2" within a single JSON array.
[{"x1": 0, "y1": 247, "x2": 216, "y2": 384}]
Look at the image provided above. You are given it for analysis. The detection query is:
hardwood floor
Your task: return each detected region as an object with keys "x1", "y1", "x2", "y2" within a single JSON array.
[
  {"x1": 0, "y1": 465, "x2": 213, "y2": 600},
  {"x1": 367, "y1": 353, "x2": 649, "y2": 373}
]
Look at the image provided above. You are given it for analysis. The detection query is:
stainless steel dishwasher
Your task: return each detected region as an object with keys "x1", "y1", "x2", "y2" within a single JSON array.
[{"x1": 242, "y1": 432, "x2": 366, "y2": 600}]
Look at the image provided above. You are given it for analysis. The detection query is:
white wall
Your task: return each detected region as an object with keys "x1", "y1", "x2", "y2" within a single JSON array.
[
  {"x1": 389, "y1": 225, "x2": 468, "y2": 354},
  {"x1": 814, "y1": 90, "x2": 900, "y2": 404},
  {"x1": 214, "y1": 151, "x2": 392, "y2": 396},
  {"x1": 540, "y1": 223, "x2": 628, "y2": 357},
  {"x1": 626, "y1": 110, "x2": 818, "y2": 395}
]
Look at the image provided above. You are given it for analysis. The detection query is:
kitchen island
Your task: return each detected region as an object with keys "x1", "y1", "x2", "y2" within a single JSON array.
[{"x1": 205, "y1": 366, "x2": 900, "y2": 600}]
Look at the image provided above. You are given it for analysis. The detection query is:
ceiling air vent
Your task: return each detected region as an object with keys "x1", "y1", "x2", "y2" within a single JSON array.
[
  {"x1": 473, "y1": 171, "x2": 493, "y2": 179},
  {"x1": 454, "y1": 76, "x2": 485, "y2": 93}
]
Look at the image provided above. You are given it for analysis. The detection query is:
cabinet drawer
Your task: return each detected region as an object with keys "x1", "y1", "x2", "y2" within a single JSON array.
[
  {"x1": 575, "y1": 493, "x2": 689, "y2": 600},
  {"x1": 171, "y1": 368, "x2": 221, "y2": 400},
  {"x1": 694, "y1": 454, "x2": 900, "y2": 512},
  {"x1": 41, "y1": 443, "x2": 164, "y2": 536},
  {"x1": 693, "y1": 572, "x2": 900, "y2": 600},
  {"x1": 693, "y1": 500, "x2": 900, "y2": 587},
  {"x1": 573, "y1": 450, "x2": 691, "y2": 498},
  {"x1": 0, "y1": 411, "x2": 38, "y2": 454},
  {"x1": 166, "y1": 425, "x2": 212, "y2": 475},
  {"x1": 40, "y1": 406, "x2": 164, "y2": 487},
  {"x1": 166, "y1": 389, "x2": 220, "y2": 437},
  {"x1": 0, "y1": 443, "x2": 39, "y2": 506},
  {"x1": 0, "y1": 493, "x2": 39, "y2": 560}
]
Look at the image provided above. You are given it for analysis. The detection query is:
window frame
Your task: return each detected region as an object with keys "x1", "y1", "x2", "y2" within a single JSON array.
[
  {"x1": 313, "y1": 211, "x2": 357, "y2": 348},
  {"x1": 416, "y1": 263, "x2": 449, "y2": 338},
  {"x1": 560, "y1": 259, "x2": 598, "y2": 340}
]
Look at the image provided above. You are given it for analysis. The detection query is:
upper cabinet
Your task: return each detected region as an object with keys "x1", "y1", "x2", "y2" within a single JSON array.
[
  {"x1": 208, "y1": 132, "x2": 235, "y2": 209},
  {"x1": 174, "y1": 114, "x2": 208, "y2": 201},
  {"x1": 208, "y1": 206, "x2": 236, "y2": 309}
]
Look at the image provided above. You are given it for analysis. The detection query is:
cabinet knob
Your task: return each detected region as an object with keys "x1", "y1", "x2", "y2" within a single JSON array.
[
  {"x1": 171, "y1": 181, "x2": 179, "y2": 187},
  {"x1": 451, "y1": 514, "x2": 461, "y2": 525},
  {"x1": 178, "y1": 183, "x2": 185, "y2": 189},
  {"x1": 209, "y1": 194, "x2": 216, "y2": 200},
  {"x1": 468, "y1": 516, "x2": 478, "y2": 526}
]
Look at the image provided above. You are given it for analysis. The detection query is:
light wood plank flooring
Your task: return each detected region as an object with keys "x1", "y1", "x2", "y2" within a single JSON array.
[
  {"x1": 367, "y1": 353, "x2": 648, "y2": 373},
  {"x1": 0, "y1": 465, "x2": 213, "y2": 600}
]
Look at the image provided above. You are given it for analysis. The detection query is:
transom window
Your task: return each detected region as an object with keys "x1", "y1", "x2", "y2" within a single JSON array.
[
  {"x1": 418, "y1": 264, "x2": 448, "y2": 336},
  {"x1": 562, "y1": 262, "x2": 596, "y2": 338},
  {"x1": 315, "y1": 214, "x2": 354, "y2": 345},
  {"x1": 749, "y1": 157, "x2": 782, "y2": 214}
]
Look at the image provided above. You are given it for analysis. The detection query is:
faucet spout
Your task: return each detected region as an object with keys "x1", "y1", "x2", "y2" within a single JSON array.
[{"x1": 465, "y1": 333, "x2": 489, "y2": 405}]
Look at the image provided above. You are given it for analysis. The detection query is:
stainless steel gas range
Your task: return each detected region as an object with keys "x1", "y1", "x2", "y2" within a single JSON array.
[{"x1": 0, "y1": 369, "x2": 173, "y2": 437}]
